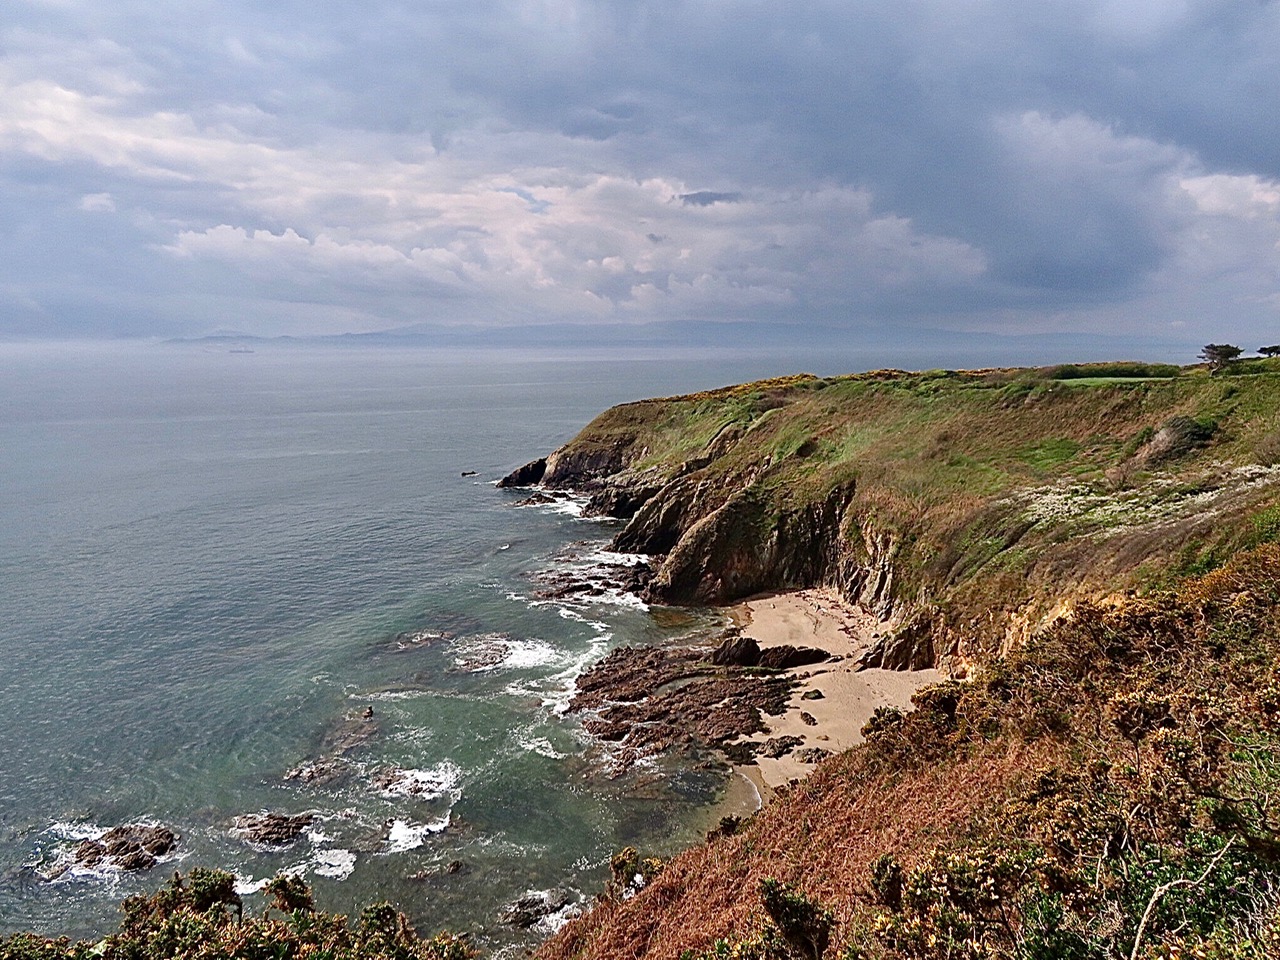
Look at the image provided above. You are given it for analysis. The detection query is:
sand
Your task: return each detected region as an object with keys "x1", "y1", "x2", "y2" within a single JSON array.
[{"x1": 726, "y1": 587, "x2": 942, "y2": 801}]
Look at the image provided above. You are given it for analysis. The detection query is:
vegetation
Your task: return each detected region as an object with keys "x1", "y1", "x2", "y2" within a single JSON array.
[
  {"x1": 539, "y1": 546, "x2": 1280, "y2": 960},
  {"x1": 0, "y1": 870, "x2": 474, "y2": 960},
  {"x1": 552, "y1": 358, "x2": 1280, "y2": 664},
  {"x1": 533, "y1": 358, "x2": 1280, "y2": 960},
  {"x1": 1199, "y1": 344, "x2": 1244, "y2": 373}
]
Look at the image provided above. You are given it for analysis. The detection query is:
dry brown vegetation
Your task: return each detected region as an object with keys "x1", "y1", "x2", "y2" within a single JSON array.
[{"x1": 540, "y1": 545, "x2": 1280, "y2": 960}]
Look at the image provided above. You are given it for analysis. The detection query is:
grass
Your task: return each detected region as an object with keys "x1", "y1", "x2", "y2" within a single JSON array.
[{"x1": 553, "y1": 358, "x2": 1280, "y2": 645}]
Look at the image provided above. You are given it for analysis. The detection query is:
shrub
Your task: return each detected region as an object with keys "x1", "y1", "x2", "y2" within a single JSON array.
[{"x1": 0, "y1": 871, "x2": 475, "y2": 960}]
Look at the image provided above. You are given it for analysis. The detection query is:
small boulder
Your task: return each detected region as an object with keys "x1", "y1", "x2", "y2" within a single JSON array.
[
  {"x1": 800, "y1": 712, "x2": 818, "y2": 726},
  {"x1": 800, "y1": 689, "x2": 825, "y2": 701},
  {"x1": 795, "y1": 747, "x2": 832, "y2": 764},
  {"x1": 760, "y1": 735, "x2": 805, "y2": 759},
  {"x1": 757, "y1": 645, "x2": 830, "y2": 670},
  {"x1": 711, "y1": 635, "x2": 761, "y2": 667}
]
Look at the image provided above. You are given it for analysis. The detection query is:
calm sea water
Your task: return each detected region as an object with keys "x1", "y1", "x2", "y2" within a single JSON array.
[{"x1": 0, "y1": 341, "x2": 840, "y2": 953}]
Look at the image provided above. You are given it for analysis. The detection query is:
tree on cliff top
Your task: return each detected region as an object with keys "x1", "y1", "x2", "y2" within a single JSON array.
[
  {"x1": 1260, "y1": 345, "x2": 1280, "y2": 358},
  {"x1": 1199, "y1": 343, "x2": 1243, "y2": 373}
]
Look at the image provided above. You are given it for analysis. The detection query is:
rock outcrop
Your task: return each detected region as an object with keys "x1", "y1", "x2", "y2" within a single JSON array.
[
  {"x1": 232, "y1": 812, "x2": 315, "y2": 847},
  {"x1": 57, "y1": 825, "x2": 178, "y2": 875},
  {"x1": 498, "y1": 457, "x2": 547, "y2": 487}
]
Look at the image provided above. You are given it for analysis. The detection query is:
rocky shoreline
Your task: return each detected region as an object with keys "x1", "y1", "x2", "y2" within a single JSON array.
[{"x1": 500, "y1": 455, "x2": 943, "y2": 797}]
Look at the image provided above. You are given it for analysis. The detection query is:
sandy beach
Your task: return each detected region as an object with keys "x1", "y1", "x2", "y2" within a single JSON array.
[{"x1": 727, "y1": 587, "x2": 942, "y2": 800}]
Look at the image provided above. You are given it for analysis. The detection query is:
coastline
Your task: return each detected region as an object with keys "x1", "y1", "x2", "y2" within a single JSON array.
[{"x1": 724, "y1": 587, "x2": 942, "y2": 799}]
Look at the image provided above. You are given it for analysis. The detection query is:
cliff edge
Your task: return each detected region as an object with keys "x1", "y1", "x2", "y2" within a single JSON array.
[{"x1": 505, "y1": 362, "x2": 1280, "y2": 674}]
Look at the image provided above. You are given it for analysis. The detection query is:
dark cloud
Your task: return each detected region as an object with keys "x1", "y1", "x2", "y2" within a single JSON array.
[
  {"x1": 678, "y1": 191, "x2": 743, "y2": 207},
  {"x1": 1, "y1": 1, "x2": 1278, "y2": 342}
]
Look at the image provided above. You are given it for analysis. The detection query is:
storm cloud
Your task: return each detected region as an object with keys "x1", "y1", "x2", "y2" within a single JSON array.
[{"x1": 1, "y1": 0, "x2": 1278, "y2": 345}]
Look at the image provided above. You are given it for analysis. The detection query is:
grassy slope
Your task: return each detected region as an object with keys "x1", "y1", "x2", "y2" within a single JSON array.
[{"x1": 561, "y1": 362, "x2": 1280, "y2": 666}]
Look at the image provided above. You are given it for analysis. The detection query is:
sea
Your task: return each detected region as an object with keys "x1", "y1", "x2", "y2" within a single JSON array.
[{"x1": 0, "y1": 340, "x2": 866, "y2": 954}]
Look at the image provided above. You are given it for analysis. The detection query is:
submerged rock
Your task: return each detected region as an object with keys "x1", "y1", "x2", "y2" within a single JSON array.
[{"x1": 284, "y1": 757, "x2": 350, "y2": 786}]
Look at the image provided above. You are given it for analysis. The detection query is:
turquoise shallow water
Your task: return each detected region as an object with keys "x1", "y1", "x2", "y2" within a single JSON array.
[{"x1": 0, "y1": 342, "x2": 827, "y2": 953}]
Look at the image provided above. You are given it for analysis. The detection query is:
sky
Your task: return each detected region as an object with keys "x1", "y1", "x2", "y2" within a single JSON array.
[{"x1": 1, "y1": 0, "x2": 1279, "y2": 352}]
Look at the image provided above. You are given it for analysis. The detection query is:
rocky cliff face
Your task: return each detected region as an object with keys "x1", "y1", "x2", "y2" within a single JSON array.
[{"x1": 503, "y1": 367, "x2": 1280, "y2": 672}]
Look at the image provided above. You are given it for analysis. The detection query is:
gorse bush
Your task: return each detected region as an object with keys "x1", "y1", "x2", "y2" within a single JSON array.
[{"x1": 0, "y1": 870, "x2": 475, "y2": 960}]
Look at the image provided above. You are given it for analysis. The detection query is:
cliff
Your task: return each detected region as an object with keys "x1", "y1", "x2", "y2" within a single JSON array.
[
  {"x1": 527, "y1": 361, "x2": 1280, "y2": 960},
  {"x1": 507, "y1": 362, "x2": 1280, "y2": 673}
]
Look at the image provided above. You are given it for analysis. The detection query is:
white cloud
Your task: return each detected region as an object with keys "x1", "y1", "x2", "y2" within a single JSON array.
[
  {"x1": 78, "y1": 192, "x2": 115, "y2": 212},
  {"x1": 1180, "y1": 174, "x2": 1280, "y2": 220}
]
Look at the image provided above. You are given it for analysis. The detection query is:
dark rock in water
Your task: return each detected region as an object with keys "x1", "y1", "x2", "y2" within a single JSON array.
[
  {"x1": 760, "y1": 735, "x2": 805, "y2": 759},
  {"x1": 498, "y1": 889, "x2": 573, "y2": 928},
  {"x1": 621, "y1": 561, "x2": 653, "y2": 594},
  {"x1": 460, "y1": 470, "x2": 477, "y2": 477},
  {"x1": 514, "y1": 491, "x2": 556, "y2": 506},
  {"x1": 232, "y1": 812, "x2": 315, "y2": 847},
  {"x1": 800, "y1": 689, "x2": 825, "y2": 700},
  {"x1": 757, "y1": 645, "x2": 830, "y2": 670},
  {"x1": 711, "y1": 635, "x2": 761, "y2": 667},
  {"x1": 284, "y1": 757, "x2": 350, "y2": 785},
  {"x1": 799, "y1": 711, "x2": 818, "y2": 726},
  {"x1": 407, "y1": 860, "x2": 467, "y2": 884},
  {"x1": 70, "y1": 825, "x2": 177, "y2": 873},
  {"x1": 795, "y1": 747, "x2": 832, "y2": 764},
  {"x1": 322, "y1": 711, "x2": 378, "y2": 756},
  {"x1": 497, "y1": 458, "x2": 547, "y2": 488}
]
